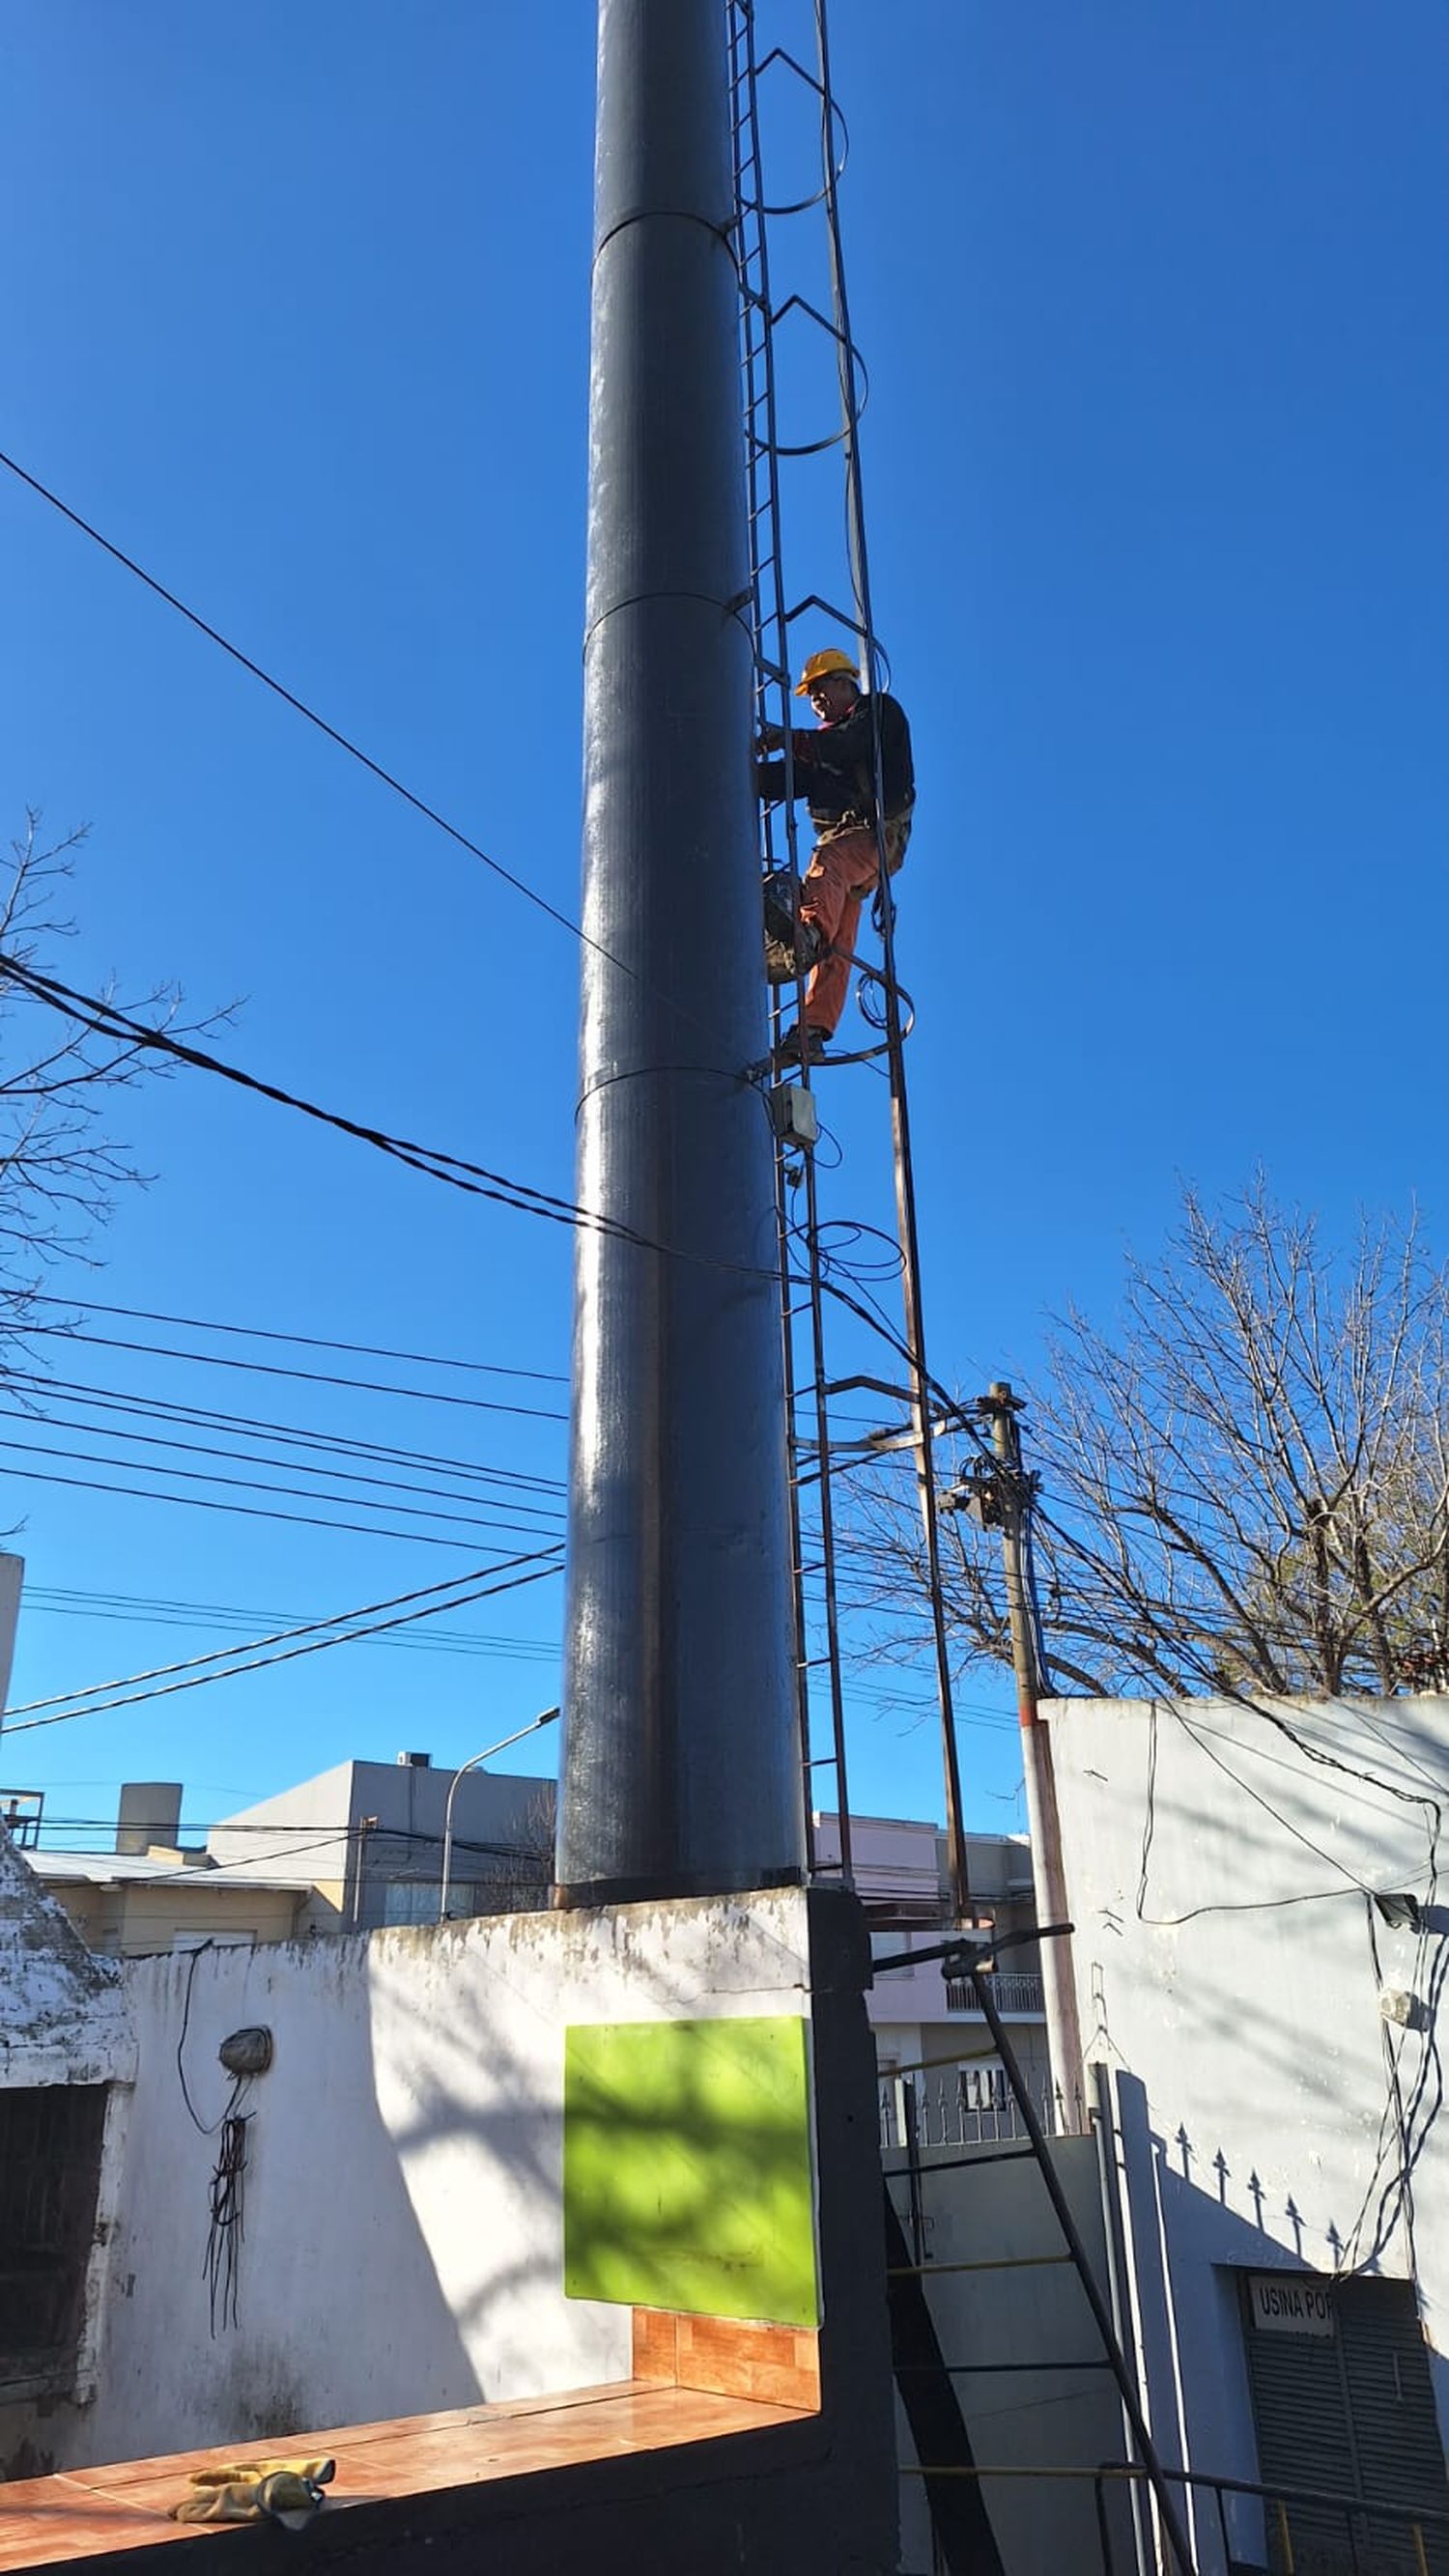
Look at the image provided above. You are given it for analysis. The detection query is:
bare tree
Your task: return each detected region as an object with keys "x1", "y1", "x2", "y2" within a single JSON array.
[
  {"x1": 0, "y1": 811, "x2": 223, "y2": 1337},
  {"x1": 855, "y1": 1178, "x2": 1449, "y2": 1699},
  {"x1": 472, "y1": 1784, "x2": 556, "y2": 1913}
]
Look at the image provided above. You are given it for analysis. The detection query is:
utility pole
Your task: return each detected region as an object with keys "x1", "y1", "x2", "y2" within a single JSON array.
[
  {"x1": 554, "y1": 0, "x2": 804, "y2": 1905},
  {"x1": 983, "y1": 1382, "x2": 1086, "y2": 2134}
]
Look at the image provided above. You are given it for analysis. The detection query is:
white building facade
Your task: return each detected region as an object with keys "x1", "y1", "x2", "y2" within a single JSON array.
[{"x1": 1050, "y1": 1691, "x2": 1449, "y2": 2573}]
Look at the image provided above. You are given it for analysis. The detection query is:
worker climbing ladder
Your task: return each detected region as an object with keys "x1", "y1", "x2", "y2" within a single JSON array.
[{"x1": 727, "y1": 0, "x2": 971, "y2": 1921}]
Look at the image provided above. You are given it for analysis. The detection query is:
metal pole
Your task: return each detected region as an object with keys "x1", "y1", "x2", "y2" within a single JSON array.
[
  {"x1": 810, "y1": 0, "x2": 970, "y2": 1924},
  {"x1": 968, "y1": 1967, "x2": 1199, "y2": 2576},
  {"x1": 1092, "y1": 2064, "x2": 1154, "y2": 2576},
  {"x1": 985, "y1": 1381, "x2": 1087, "y2": 2133},
  {"x1": 440, "y1": 1710, "x2": 559, "y2": 1922},
  {"x1": 556, "y1": 0, "x2": 804, "y2": 1905}
]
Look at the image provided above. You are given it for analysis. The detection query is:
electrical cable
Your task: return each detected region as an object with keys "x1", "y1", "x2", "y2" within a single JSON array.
[
  {"x1": 0, "y1": 446, "x2": 746, "y2": 1056},
  {"x1": 2, "y1": 1551, "x2": 563, "y2": 1735},
  {"x1": 15, "y1": 1319, "x2": 569, "y2": 1423},
  {"x1": 0, "y1": 1401, "x2": 566, "y2": 1529},
  {"x1": 23, "y1": 1288, "x2": 568, "y2": 1384},
  {"x1": 4, "y1": 1368, "x2": 566, "y2": 1492},
  {"x1": 23, "y1": 1585, "x2": 561, "y2": 1664},
  {"x1": 0, "y1": 950, "x2": 656, "y2": 1250},
  {"x1": 3, "y1": 1565, "x2": 529, "y2": 1717},
  {"x1": 0, "y1": 448, "x2": 596, "y2": 959},
  {"x1": 177, "y1": 1939, "x2": 222, "y2": 2135},
  {"x1": 0, "y1": 948, "x2": 997, "y2": 1447},
  {"x1": 0, "y1": 1456, "x2": 516, "y2": 1547},
  {"x1": 0, "y1": 1398, "x2": 563, "y2": 1518},
  {"x1": 0, "y1": 1427, "x2": 552, "y2": 1538}
]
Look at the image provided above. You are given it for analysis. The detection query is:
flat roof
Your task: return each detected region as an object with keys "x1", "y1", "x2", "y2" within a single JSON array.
[{"x1": 33, "y1": 1850, "x2": 303, "y2": 1894}]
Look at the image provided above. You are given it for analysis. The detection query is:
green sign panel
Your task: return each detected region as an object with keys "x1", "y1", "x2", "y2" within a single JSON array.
[{"x1": 563, "y1": 2014, "x2": 820, "y2": 2328}]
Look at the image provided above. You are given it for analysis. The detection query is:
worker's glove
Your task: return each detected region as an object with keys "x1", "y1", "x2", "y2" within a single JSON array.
[
  {"x1": 171, "y1": 2458, "x2": 335, "y2": 2528},
  {"x1": 756, "y1": 721, "x2": 784, "y2": 752}
]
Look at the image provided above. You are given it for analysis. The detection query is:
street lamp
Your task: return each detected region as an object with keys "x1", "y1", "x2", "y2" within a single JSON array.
[{"x1": 438, "y1": 1708, "x2": 560, "y2": 1923}]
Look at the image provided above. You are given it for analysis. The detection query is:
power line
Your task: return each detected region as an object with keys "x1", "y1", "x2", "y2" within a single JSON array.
[
  {"x1": 16, "y1": 1320, "x2": 569, "y2": 1423},
  {"x1": 22, "y1": 1586, "x2": 561, "y2": 1663},
  {"x1": 0, "y1": 952, "x2": 654, "y2": 1252},
  {"x1": 0, "y1": 447, "x2": 601, "y2": 956},
  {"x1": 0, "y1": 1401, "x2": 566, "y2": 1528},
  {"x1": 0, "y1": 447, "x2": 761, "y2": 1062},
  {"x1": 24, "y1": 1290, "x2": 568, "y2": 1385},
  {"x1": 3, "y1": 1553, "x2": 564, "y2": 1736},
  {"x1": 0, "y1": 954, "x2": 970, "y2": 1444},
  {"x1": 4, "y1": 1565, "x2": 527, "y2": 1718},
  {"x1": 0, "y1": 1427, "x2": 554, "y2": 1540},
  {"x1": 6, "y1": 1369, "x2": 567, "y2": 1493},
  {"x1": 0, "y1": 1456, "x2": 501, "y2": 1547}
]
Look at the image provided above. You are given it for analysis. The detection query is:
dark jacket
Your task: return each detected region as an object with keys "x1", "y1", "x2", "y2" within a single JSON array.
[{"x1": 758, "y1": 689, "x2": 915, "y2": 828}]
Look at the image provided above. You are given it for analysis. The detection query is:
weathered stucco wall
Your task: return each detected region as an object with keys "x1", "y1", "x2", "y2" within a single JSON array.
[
  {"x1": 1049, "y1": 1692, "x2": 1449, "y2": 2554},
  {"x1": 27, "y1": 1887, "x2": 821, "y2": 2472},
  {"x1": 0, "y1": 1830, "x2": 137, "y2": 2474},
  {"x1": 0, "y1": 1830, "x2": 133, "y2": 2091}
]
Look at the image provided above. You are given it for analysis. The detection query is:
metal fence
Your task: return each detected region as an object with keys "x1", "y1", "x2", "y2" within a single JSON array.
[
  {"x1": 943, "y1": 1968, "x2": 1044, "y2": 2016},
  {"x1": 897, "y1": 2458, "x2": 1449, "y2": 2576},
  {"x1": 879, "y1": 2057, "x2": 1062, "y2": 2154}
]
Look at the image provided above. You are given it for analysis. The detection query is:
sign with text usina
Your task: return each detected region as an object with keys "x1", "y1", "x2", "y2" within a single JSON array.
[{"x1": 1247, "y1": 2273, "x2": 1336, "y2": 2337}]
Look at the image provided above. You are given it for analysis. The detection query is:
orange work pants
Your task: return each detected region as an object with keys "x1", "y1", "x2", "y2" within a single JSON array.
[{"x1": 799, "y1": 816, "x2": 909, "y2": 1038}]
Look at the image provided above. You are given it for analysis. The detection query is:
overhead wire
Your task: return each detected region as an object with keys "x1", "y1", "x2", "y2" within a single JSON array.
[
  {"x1": 0, "y1": 445, "x2": 747, "y2": 1057},
  {"x1": 3, "y1": 1565, "x2": 524, "y2": 1716},
  {"x1": 0, "y1": 952, "x2": 659, "y2": 1252},
  {"x1": 23, "y1": 1585, "x2": 562, "y2": 1664},
  {"x1": 22, "y1": 1288, "x2": 567, "y2": 1384},
  {"x1": 0, "y1": 1427, "x2": 554, "y2": 1540},
  {"x1": 0, "y1": 449, "x2": 597, "y2": 963},
  {"x1": 2, "y1": 1550, "x2": 563, "y2": 1736},
  {"x1": 0, "y1": 1456, "x2": 514, "y2": 1548},
  {"x1": 0, "y1": 1401, "x2": 566, "y2": 1529},
  {"x1": 15, "y1": 1319, "x2": 569, "y2": 1423},
  {"x1": 3, "y1": 1369, "x2": 566, "y2": 1492},
  {"x1": 0, "y1": 950, "x2": 983, "y2": 1445}
]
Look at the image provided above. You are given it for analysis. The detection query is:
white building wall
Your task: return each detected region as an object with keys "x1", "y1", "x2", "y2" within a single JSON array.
[
  {"x1": 1048, "y1": 1693, "x2": 1449, "y2": 2536},
  {"x1": 30, "y1": 1886, "x2": 815, "y2": 2473},
  {"x1": 207, "y1": 1758, "x2": 555, "y2": 1929}
]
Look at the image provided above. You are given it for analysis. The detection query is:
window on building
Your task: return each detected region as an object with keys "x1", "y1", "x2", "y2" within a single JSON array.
[
  {"x1": 0, "y1": 2082, "x2": 109, "y2": 2396},
  {"x1": 383, "y1": 1880, "x2": 476, "y2": 1926}
]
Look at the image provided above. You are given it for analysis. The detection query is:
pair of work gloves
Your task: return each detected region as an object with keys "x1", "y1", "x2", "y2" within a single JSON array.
[{"x1": 169, "y1": 2456, "x2": 336, "y2": 2528}]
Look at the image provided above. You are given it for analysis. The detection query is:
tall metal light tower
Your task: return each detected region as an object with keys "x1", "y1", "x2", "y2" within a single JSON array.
[{"x1": 554, "y1": 0, "x2": 805, "y2": 1904}]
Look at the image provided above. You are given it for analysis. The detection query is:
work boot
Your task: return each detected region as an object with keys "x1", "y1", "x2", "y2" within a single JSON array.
[
  {"x1": 776, "y1": 1022, "x2": 827, "y2": 1067},
  {"x1": 762, "y1": 872, "x2": 822, "y2": 982}
]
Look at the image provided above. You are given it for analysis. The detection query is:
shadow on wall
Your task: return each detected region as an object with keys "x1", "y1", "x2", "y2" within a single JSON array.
[
  {"x1": 74, "y1": 1931, "x2": 487, "y2": 2466},
  {"x1": 66, "y1": 1892, "x2": 818, "y2": 2472},
  {"x1": 362, "y1": 1901, "x2": 811, "y2": 2400},
  {"x1": 1112, "y1": 2070, "x2": 1449, "y2": 2576}
]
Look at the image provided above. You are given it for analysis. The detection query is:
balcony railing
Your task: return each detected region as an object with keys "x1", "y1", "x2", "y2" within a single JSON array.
[
  {"x1": 943, "y1": 1968, "x2": 1043, "y2": 2016},
  {"x1": 879, "y1": 2058, "x2": 1061, "y2": 2152}
]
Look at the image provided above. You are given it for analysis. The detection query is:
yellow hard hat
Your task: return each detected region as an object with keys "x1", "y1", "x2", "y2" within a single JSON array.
[{"x1": 794, "y1": 645, "x2": 859, "y2": 697}]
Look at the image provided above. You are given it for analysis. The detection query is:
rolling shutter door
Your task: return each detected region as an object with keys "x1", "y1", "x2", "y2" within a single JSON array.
[
  {"x1": 1339, "y1": 2278, "x2": 1449, "y2": 2575},
  {"x1": 1240, "y1": 2273, "x2": 1449, "y2": 2575},
  {"x1": 1240, "y1": 2290, "x2": 1357, "y2": 2570}
]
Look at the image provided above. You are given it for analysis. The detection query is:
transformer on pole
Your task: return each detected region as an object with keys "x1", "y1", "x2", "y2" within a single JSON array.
[{"x1": 554, "y1": 0, "x2": 805, "y2": 1904}]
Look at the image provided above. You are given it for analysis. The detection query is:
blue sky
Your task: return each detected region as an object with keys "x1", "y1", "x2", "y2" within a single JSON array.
[{"x1": 1, "y1": 0, "x2": 1445, "y2": 1853}]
